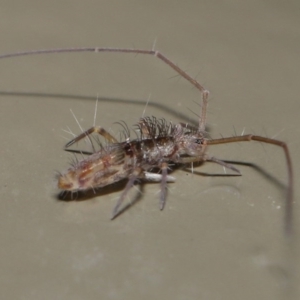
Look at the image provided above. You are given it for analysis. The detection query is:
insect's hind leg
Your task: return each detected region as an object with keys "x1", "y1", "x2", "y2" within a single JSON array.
[
  {"x1": 65, "y1": 126, "x2": 118, "y2": 148},
  {"x1": 111, "y1": 167, "x2": 144, "y2": 220}
]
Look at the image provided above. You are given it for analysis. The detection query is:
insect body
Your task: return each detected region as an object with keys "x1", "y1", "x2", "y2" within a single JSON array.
[
  {"x1": 57, "y1": 116, "x2": 210, "y2": 219},
  {"x1": 0, "y1": 47, "x2": 294, "y2": 234}
]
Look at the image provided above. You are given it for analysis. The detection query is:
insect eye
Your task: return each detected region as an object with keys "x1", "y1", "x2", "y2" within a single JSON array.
[{"x1": 194, "y1": 138, "x2": 203, "y2": 144}]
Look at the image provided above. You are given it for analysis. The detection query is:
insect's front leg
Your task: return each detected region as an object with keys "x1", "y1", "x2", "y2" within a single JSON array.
[{"x1": 65, "y1": 126, "x2": 118, "y2": 148}]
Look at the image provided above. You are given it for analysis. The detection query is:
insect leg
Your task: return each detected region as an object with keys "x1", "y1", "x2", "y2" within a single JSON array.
[
  {"x1": 111, "y1": 167, "x2": 143, "y2": 220},
  {"x1": 159, "y1": 162, "x2": 169, "y2": 210},
  {"x1": 206, "y1": 156, "x2": 241, "y2": 174},
  {"x1": 65, "y1": 126, "x2": 118, "y2": 148},
  {"x1": 207, "y1": 134, "x2": 293, "y2": 235},
  {"x1": 178, "y1": 156, "x2": 241, "y2": 174}
]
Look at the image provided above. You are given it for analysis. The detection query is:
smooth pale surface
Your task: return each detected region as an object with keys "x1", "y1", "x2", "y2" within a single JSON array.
[{"x1": 0, "y1": 1, "x2": 299, "y2": 300}]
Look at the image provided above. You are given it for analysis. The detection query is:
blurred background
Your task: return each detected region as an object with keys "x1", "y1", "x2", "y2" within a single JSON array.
[{"x1": 0, "y1": 1, "x2": 299, "y2": 299}]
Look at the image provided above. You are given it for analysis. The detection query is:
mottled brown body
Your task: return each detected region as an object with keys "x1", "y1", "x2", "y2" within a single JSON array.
[
  {"x1": 58, "y1": 112, "x2": 257, "y2": 221},
  {"x1": 57, "y1": 117, "x2": 208, "y2": 218}
]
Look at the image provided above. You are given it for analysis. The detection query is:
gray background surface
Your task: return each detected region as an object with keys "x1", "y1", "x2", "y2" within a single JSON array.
[{"x1": 0, "y1": 1, "x2": 299, "y2": 299}]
